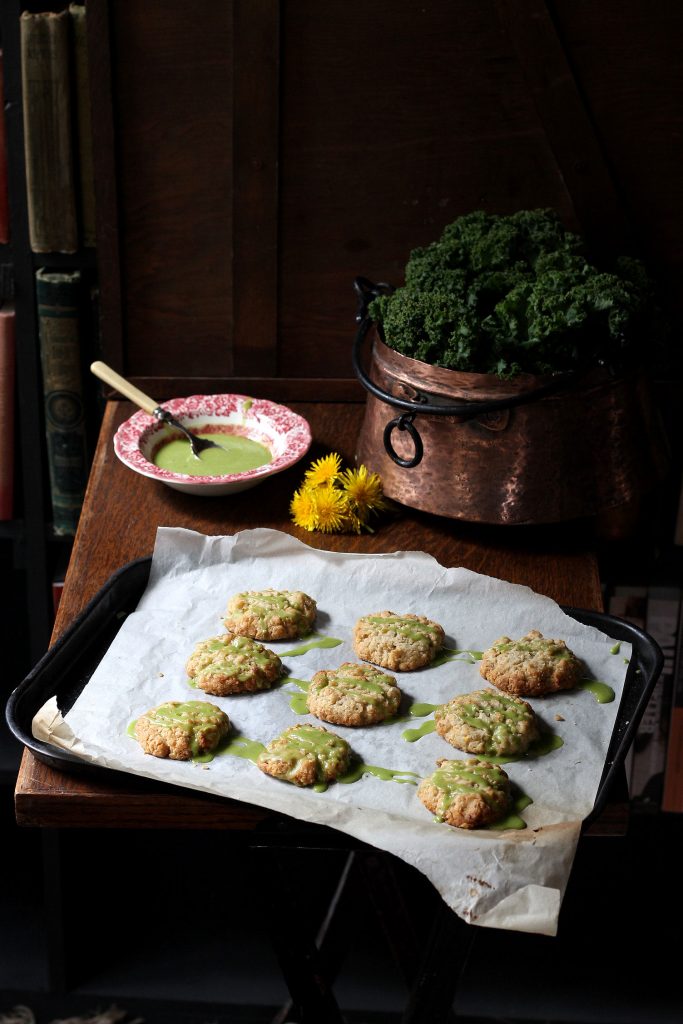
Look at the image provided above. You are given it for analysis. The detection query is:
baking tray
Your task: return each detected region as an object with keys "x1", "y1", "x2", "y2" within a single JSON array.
[{"x1": 6, "y1": 556, "x2": 664, "y2": 826}]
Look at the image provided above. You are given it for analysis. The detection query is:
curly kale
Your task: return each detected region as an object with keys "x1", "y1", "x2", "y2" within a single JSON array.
[{"x1": 369, "y1": 209, "x2": 659, "y2": 377}]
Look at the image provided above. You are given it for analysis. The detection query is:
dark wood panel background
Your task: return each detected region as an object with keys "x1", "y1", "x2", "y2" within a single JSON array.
[{"x1": 89, "y1": 0, "x2": 683, "y2": 397}]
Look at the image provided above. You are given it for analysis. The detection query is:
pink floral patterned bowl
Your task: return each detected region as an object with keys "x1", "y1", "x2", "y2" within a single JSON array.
[{"x1": 113, "y1": 393, "x2": 312, "y2": 496}]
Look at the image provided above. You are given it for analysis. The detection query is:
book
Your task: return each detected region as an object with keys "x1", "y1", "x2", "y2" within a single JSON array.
[
  {"x1": 0, "y1": 300, "x2": 15, "y2": 520},
  {"x1": 629, "y1": 586, "x2": 681, "y2": 810},
  {"x1": 36, "y1": 268, "x2": 89, "y2": 536},
  {"x1": 20, "y1": 10, "x2": 78, "y2": 254},
  {"x1": 662, "y1": 599, "x2": 683, "y2": 812},
  {"x1": 69, "y1": 4, "x2": 96, "y2": 248},
  {"x1": 0, "y1": 50, "x2": 10, "y2": 245}
]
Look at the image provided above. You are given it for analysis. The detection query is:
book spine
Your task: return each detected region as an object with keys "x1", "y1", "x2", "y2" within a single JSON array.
[
  {"x1": 69, "y1": 3, "x2": 96, "y2": 248},
  {"x1": 629, "y1": 586, "x2": 681, "y2": 810},
  {"x1": 0, "y1": 301, "x2": 16, "y2": 520},
  {"x1": 662, "y1": 598, "x2": 683, "y2": 811},
  {"x1": 20, "y1": 11, "x2": 78, "y2": 254},
  {"x1": 36, "y1": 268, "x2": 88, "y2": 536},
  {"x1": 0, "y1": 49, "x2": 10, "y2": 245}
]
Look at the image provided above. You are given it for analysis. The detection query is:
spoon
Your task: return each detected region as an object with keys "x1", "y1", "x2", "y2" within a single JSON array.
[{"x1": 90, "y1": 361, "x2": 225, "y2": 459}]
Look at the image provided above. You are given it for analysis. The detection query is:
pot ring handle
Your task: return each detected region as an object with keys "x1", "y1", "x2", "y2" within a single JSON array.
[{"x1": 383, "y1": 413, "x2": 424, "y2": 468}]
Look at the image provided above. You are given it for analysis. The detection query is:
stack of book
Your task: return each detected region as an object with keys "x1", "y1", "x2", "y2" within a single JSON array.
[
  {"x1": 20, "y1": 5, "x2": 95, "y2": 253},
  {"x1": 16, "y1": 6, "x2": 97, "y2": 536}
]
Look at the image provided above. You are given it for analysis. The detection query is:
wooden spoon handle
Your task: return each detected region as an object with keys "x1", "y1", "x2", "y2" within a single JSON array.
[{"x1": 90, "y1": 361, "x2": 160, "y2": 416}]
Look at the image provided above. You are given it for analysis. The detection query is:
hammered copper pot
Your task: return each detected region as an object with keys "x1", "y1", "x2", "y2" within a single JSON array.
[{"x1": 353, "y1": 312, "x2": 669, "y2": 526}]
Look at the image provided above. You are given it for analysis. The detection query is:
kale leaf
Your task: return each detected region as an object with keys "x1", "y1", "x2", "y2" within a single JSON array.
[{"x1": 369, "y1": 209, "x2": 659, "y2": 377}]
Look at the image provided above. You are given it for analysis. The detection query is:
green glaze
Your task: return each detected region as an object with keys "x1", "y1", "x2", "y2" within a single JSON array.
[
  {"x1": 430, "y1": 760, "x2": 510, "y2": 820},
  {"x1": 437, "y1": 689, "x2": 537, "y2": 758},
  {"x1": 578, "y1": 679, "x2": 615, "y2": 704},
  {"x1": 139, "y1": 700, "x2": 227, "y2": 758},
  {"x1": 494, "y1": 638, "x2": 572, "y2": 660},
  {"x1": 153, "y1": 432, "x2": 271, "y2": 476},
  {"x1": 285, "y1": 676, "x2": 311, "y2": 713},
  {"x1": 486, "y1": 792, "x2": 533, "y2": 831},
  {"x1": 337, "y1": 761, "x2": 421, "y2": 786},
  {"x1": 256, "y1": 724, "x2": 350, "y2": 785},
  {"x1": 312, "y1": 668, "x2": 395, "y2": 705},
  {"x1": 279, "y1": 636, "x2": 343, "y2": 657},
  {"x1": 221, "y1": 735, "x2": 266, "y2": 763},
  {"x1": 408, "y1": 702, "x2": 438, "y2": 717},
  {"x1": 431, "y1": 648, "x2": 483, "y2": 667},
  {"x1": 610, "y1": 642, "x2": 621, "y2": 655},
  {"x1": 402, "y1": 720, "x2": 437, "y2": 742},
  {"x1": 127, "y1": 719, "x2": 137, "y2": 737},
  {"x1": 362, "y1": 614, "x2": 443, "y2": 644},
  {"x1": 289, "y1": 692, "x2": 309, "y2": 714},
  {"x1": 285, "y1": 677, "x2": 310, "y2": 690},
  {"x1": 485, "y1": 731, "x2": 564, "y2": 764}
]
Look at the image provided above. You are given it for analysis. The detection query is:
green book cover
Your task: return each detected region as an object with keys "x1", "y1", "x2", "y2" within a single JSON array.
[{"x1": 36, "y1": 268, "x2": 88, "y2": 536}]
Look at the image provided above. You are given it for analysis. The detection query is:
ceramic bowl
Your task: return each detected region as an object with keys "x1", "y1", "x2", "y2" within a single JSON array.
[{"x1": 113, "y1": 393, "x2": 312, "y2": 496}]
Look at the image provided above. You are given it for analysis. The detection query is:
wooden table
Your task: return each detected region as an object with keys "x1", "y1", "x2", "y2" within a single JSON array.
[
  {"x1": 15, "y1": 399, "x2": 616, "y2": 828},
  {"x1": 13, "y1": 399, "x2": 629, "y2": 1020}
]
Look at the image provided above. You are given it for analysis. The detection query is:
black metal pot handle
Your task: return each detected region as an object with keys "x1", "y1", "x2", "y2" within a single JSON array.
[
  {"x1": 352, "y1": 276, "x2": 578, "y2": 422},
  {"x1": 352, "y1": 276, "x2": 584, "y2": 469},
  {"x1": 383, "y1": 413, "x2": 424, "y2": 468}
]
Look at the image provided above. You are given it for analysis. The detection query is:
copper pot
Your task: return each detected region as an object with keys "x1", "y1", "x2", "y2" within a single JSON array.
[{"x1": 352, "y1": 279, "x2": 669, "y2": 525}]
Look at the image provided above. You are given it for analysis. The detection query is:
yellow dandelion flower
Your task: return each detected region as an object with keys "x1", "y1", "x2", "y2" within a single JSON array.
[
  {"x1": 312, "y1": 485, "x2": 349, "y2": 534},
  {"x1": 339, "y1": 464, "x2": 387, "y2": 515},
  {"x1": 340, "y1": 507, "x2": 366, "y2": 534},
  {"x1": 304, "y1": 452, "x2": 342, "y2": 488},
  {"x1": 290, "y1": 486, "x2": 318, "y2": 532}
]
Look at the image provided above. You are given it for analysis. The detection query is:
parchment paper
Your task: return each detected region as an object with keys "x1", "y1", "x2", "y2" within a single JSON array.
[{"x1": 33, "y1": 527, "x2": 631, "y2": 935}]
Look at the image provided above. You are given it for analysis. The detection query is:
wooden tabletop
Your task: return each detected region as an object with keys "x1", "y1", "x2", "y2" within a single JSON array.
[{"x1": 15, "y1": 399, "x2": 624, "y2": 831}]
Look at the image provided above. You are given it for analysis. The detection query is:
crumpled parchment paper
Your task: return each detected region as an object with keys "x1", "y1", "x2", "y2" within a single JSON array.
[{"x1": 33, "y1": 527, "x2": 631, "y2": 935}]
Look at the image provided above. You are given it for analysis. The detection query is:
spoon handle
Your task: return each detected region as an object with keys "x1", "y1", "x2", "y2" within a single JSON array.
[{"x1": 90, "y1": 361, "x2": 160, "y2": 416}]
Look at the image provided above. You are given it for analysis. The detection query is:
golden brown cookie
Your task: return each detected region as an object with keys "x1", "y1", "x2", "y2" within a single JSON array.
[
  {"x1": 417, "y1": 758, "x2": 512, "y2": 829},
  {"x1": 224, "y1": 589, "x2": 317, "y2": 641},
  {"x1": 256, "y1": 724, "x2": 351, "y2": 786},
  {"x1": 186, "y1": 633, "x2": 282, "y2": 696},
  {"x1": 307, "y1": 662, "x2": 402, "y2": 726},
  {"x1": 353, "y1": 610, "x2": 445, "y2": 671},
  {"x1": 434, "y1": 688, "x2": 540, "y2": 757},
  {"x1": 479, "y1": 630, "x2": 583, "y2": 696},
  {"x1": 134, "y1": 700, "x2": 230, "y2": 761}
]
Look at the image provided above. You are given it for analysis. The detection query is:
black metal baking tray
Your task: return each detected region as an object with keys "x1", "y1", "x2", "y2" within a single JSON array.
[{"x1": 5, "y1": 556, "x2": 663, "y2": 826}]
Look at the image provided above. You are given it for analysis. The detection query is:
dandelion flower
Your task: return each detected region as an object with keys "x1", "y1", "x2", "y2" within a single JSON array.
[
  {"x1": 339, "y1": 465, "x2": 387, "y2": 515},
  {"x1": 304, "y1": 452, "x2": 342, "y2": 488},
  {"x1": 290, "y1": 486, "x2": 318, "y2": 532},
  {"x1": 290, "y1": 451, "x2": 388, "y2": 534},
  {"x1": 312, "y1": 485, "x2": 349, "y2": 534}
]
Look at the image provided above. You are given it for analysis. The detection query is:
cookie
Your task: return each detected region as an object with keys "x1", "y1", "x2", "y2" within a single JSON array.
[
  {"x1": 353, "y1": 610, "x2": 445, "y2": 671},
  {"x1": 186, "y1": 633, "x2": 282, "y2": 696},
  {"x1": 479, "y1": 629, "x2": 583, "y2": 697},
  {"x1": 417, "y1": 758, "x2": 512, "y2": 829},
  {"x1": 256, "y1": 723, "x2": 351, "y2": 786},
  {"x1": 434, "y1": 688, "x2": 540, "y2": 757},
  {"x1": 134, "y1": 700, "x2": 230, "y2": 761},
  {"x1": 307, "y1": 662, "x2": 402, "y2": 726},
  {"x1": 224, "y1": 589, "x2": 317, "y2": 641}
]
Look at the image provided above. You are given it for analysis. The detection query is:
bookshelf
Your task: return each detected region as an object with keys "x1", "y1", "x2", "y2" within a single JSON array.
[{"x1": 0, "y1": 0, "x2": 101, "y2": 778}]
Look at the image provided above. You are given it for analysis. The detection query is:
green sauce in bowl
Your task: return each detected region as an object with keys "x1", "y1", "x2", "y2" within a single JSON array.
[{"x1": 153, "y1": 432, "x2": 272, "y2": 477}]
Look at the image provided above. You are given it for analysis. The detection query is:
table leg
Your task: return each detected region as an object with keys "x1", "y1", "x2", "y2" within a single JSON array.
[
  {"x1": 41, "y1": 829, "x2": 68, "y2": 992},
  {"x1": 400, "y1": 902, "x2": 473, "y2": 1024}
]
